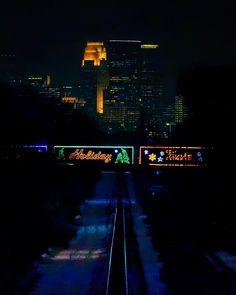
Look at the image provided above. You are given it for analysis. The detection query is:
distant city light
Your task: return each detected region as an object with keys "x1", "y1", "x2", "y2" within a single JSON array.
[
  {"x1": 51, "y1": 248, "x2": 106, "y2": 261},
  {"x1": 109, "y1": 40, "x2": 141, "y2": 43},
  {"x1": 141, "y1": 44, "x2": 159, "y2": 49},
  {"x1": 21, "y1": 145, "x2": 48, "y2": 151}
]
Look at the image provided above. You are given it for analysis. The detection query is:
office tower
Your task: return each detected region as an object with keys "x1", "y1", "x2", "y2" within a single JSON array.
[
  {"x1": 139, "y1": 44, "x2": 164, "y2": 142},
  {"x1": 140, "y1": 44, "x2": 163, "y2": 116},
  {"x1": 61, "y1": 97, "x2": 86, "y2": 110},
  {"x1": 28, "y1": 75, "x2": 52, "y2": 90},
  {"x1": 103, "y1": 40, "x2": 141, "y2": 133},
  {"x1": 27, "y1": 75, "x2": 61, "y2": 105},
  {"x1": 175, "y1": 94, "x2": 189, "y2": 124},
  {"x1": 39, "y1": 86, "x2": 60, "y2": 101},
  {"x1": 28, "y1": 75, "x2": 44, "y2": 90},
  {"x1": 160, "y1": 96, "x2": 190, "y2": 143},
  {"x1": 79, "y1": 40, "x2": 165, "y2": 137},
  {"x1": 80, "y1": 42, "x2": 108, "y2": 116}
]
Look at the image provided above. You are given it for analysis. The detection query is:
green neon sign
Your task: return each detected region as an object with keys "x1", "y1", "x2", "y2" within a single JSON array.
[
  {"x1": 115, "y1": 148, "x2": 130, "y2": 164},
  {"x1": 54, "y1": 145, "x2": 134, "y2": 165}
]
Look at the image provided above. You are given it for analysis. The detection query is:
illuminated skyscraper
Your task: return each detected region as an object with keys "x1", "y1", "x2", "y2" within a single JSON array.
[
  {"x1": 140, "y1": 44, "x2": 163, "y2": 117},
  {"x1": 81, "y1": 42, "x2": 108, "y2": 115},
  {"x1": 82, "y1": 42, "x2": 107, "y2": 67},
  {"x1": 103, "y1": 40, "x2": 141, "y2": 133},
  {"x1": 79, "y1": 40, "x2": 166, "y2": 137},
  {"x1": 174, "y1": 94, "x2": 189, "y2": 124},
  {"x1": 139, "y1": 44, "x2": 165, "y2": 142}
]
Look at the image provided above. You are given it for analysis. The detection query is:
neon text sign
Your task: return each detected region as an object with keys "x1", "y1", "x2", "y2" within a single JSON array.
[
  {"x1": 139, "y1": 146, "x2": 210, "y2": 167},
  {"x1": 69, "y1": 149, "x2": 112, "y2": 163},
  {"x1": 54, "y1": 145, "x2": 134, "y2": 166}
]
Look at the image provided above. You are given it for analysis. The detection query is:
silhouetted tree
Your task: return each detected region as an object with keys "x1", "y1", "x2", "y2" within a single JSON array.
[{"x1": 0, "y1": 82, "x2": 54, "y2": 144}]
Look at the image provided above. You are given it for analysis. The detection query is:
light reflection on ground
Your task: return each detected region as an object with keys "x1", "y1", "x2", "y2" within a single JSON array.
[
  {"x1": 77, "y1": 224, "x2": 112, "y2": 234},
  {"x1": 51, "y1": 248, "x2": 107, "y2": 261}
]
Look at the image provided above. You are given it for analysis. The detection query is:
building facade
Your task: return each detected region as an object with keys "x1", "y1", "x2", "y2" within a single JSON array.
[
  {"x1": 79, "y1": 40, "x2": 166, "y2": 138},
  {"x1": 80, "y1": 42, "x2": 108, "y2": 116},
  {"x1": 103, "y1": 40, "x2": 141, "y2": 133}
]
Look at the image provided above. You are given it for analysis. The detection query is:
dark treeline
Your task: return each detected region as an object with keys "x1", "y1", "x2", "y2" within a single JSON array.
[
  {"x1": 0, "y1": 81, "x2": 141, "y2": 146},
  {"x1": 175, "y1": 65, "x2": 235, "y2": 151},
  {"x1": 0, "y1": 81, "x2": 103, "y2": 145},
  {"x1": 174, "y1": 65, "x2": 235, "y2": 247},
  {"x1": 133, "y1": 65, "x2": 236, "y2": 293},
  {"x1": 0, "y1": 64, "x2": 235, "y2": 292},
  {"x1": 0, "y1": 82, "x2": 103, "y2": 293},
  {"x1": 134, "y1": 167, "x2": 232, "y2": 295},
  {"x1": 0, "y1": 153, "x2": 101, "y2": 294}
]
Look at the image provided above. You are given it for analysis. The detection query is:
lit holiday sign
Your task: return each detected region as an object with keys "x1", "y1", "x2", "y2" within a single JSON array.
[
  {"x1": 139, "y1": 146, "x2": 210, "y2": 167},
  {"x1": 54, "y1": 146, "x2": 134, "y2": 166}
]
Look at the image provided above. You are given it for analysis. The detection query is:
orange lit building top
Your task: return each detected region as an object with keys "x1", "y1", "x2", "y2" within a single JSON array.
[{"x1": 82, "y1": 42, "x2": 107, "y2": 66}]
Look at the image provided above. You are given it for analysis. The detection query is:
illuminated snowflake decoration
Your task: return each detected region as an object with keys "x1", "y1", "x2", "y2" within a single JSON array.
[
  {"x1": 144, "y1": 150, "x2": 149, "y2": 155},
  {"x1": 160, "y1": 151, "x2": 165, "y2": 156},
  {"x1": 197, "y1": 151, "x2": 203, "y2": 162},
  {"x1": 149, "y1": 153, "x2": 156, "y2": 162}
]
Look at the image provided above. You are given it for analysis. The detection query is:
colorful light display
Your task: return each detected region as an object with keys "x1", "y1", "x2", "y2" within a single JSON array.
[
  {"x1": 139, "y1": 146, "x2": 210, "y2": 167},
  {"x1": 54, "y1": 146, "x2": 134, "y2": 166}
]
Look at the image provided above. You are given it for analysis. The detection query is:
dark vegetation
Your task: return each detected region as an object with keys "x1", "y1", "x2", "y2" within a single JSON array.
[
  {"x1": 134, "y1": 166, "x2": 233, "y2": 295},
  {"x1": 134, "y1": 65, "x2": 236, "y2": 294},
  {"x1": 0, "y1": 82, "x2": 102, "y2": 294},
  {"x1": 0, "y1": 153, "x2": 101, "y2": 294},
  {"x1": 174, "y1": 65, "x2": 235, "y2": 248},
  {"x1": 0, "y1": 64, "x2": 235, "y2": 293}
]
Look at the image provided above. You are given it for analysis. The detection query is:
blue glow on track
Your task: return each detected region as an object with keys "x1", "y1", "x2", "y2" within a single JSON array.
[
  {"x1": 123, "y1": 204, "x2": 129, "y2": 295},
  {"x1": 85, "y1": 199, "x2": 117, "y2": 205},
  {"x1": 106, "y1": 207, "x2": 118, "y2": 295}
]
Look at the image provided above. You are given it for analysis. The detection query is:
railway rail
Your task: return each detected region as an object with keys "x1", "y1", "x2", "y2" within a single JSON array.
[{"x1": 105, "y1": 172, "x2": 146, "y2": 295}]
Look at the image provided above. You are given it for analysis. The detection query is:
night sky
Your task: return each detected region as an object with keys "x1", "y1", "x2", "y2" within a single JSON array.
[{"x1": 1, "y1": 0, "x2": 236, "y2": 84}]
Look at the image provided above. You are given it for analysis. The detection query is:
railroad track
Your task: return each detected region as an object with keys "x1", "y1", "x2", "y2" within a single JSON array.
[{"x1": 105, "y1": 172, "x2": 146, "y2": 295}]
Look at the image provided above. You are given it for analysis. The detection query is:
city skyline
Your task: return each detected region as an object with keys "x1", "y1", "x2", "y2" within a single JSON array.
[
  {"x1": 1, "y1": 0, "x2": 235, "y2": 84},
  {"x1": 1, "y1": 0, "x2": 235, "y2": 148}
]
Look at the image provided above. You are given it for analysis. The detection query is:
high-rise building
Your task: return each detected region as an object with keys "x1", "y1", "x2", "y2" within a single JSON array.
[
  {"x1": 27, "y1": 75, "x2": 52, "y2": 90},
  {"x1": 61, "y1": 96, "x2": 86, "y2": 110},
  {"x1": 27, "y1": 75, "x2": 44, "y2": 89},
  {"x1": 139, "y1": 43, "x2": 165, "y2": 142},
  {"x1": 175, "y1": 94, "x2": 189, "y2": 124},
  {"x1": 27, "y1": 75, "x2": 61, "y2": 105},
  {"x1": 103, "y1": 40, "x2": 141, "y2": 133},
  {"x1": 80, "y1": 42, "x2": 108, "y2": 115},
  {"x1": 140, "y1": 44, "x2": 163, "y2": 115},
  {"x1": 79, "y1": 40, "x2": 166, "y2": 137}
]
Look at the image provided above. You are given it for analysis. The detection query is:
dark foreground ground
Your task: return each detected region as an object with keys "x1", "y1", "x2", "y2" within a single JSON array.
[
  {"x1": 134, "y1": 165, "x2": 236, "y2": 294},
  {"x1": 1, "y1": 155, "x2": 236, "y2": 294}
]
